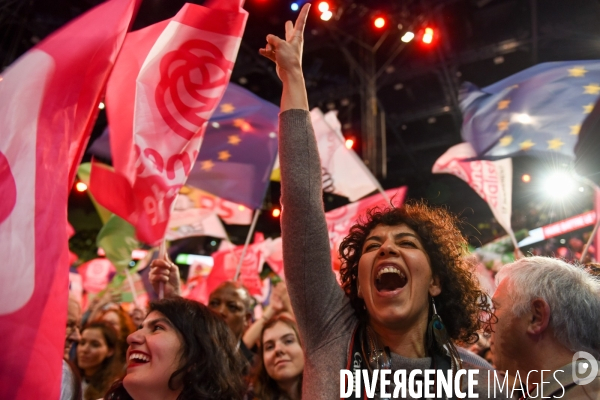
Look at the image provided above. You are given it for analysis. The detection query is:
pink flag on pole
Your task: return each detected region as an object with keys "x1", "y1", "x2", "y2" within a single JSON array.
[
  {"x1": 432, "y1": 143, "x2": 515, "y2": 241},
  {"x1": 90, "y1": 0, "x2": 248, "y2": 246},
  {"x1": 0, "y1": 0, "x2": 139, "y2": 397},
  {"x1": 325, "y1": 187, "x2": 406, "y2": 269},
  {"x1": 207, "y1": 242, "x2": 265, "y2": 296}
]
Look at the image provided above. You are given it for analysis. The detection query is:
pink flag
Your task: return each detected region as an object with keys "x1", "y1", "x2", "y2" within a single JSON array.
[
  {"x1": 90, "y1": 1, "x2": 248, "y2": 245},
  {"x1": 325, "y1": 187, "x2": 406, "y2": 269},
  {"x1": 432, "y1": 143, "x2": 515, "y2": 243},
  {"x1": 0, "y1": 0, "x2": 139, "y2": 397},
  {"x1": 207, "y1": 242, "x2": 265, "y2": 296}
]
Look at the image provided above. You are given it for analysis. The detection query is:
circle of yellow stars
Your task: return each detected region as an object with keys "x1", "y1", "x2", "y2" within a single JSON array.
[{"x1": 491, "y1": 65, "x2": 597, "y2": 154}]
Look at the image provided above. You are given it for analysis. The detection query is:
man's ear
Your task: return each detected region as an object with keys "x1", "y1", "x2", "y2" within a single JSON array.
[
  {"x1": 429, "y1": 275, "x2": 441, "y2": 297},
  {"x1": 245, "y1": 312, "x2": 253, "y2": 328},
  {"x1": 527, "y1": 298, "x2": 551, "y2": 336}
]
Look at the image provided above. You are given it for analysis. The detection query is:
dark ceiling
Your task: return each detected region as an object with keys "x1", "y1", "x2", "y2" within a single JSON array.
[{"x1": 2, "y1": 0, "x2": 600, "y2": 247}]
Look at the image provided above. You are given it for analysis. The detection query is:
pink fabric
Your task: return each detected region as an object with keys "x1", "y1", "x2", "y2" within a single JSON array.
[
  {"x1": 0, "y1": 0, "x2": 138, "y2": 397},
  {"x1": 91, "y1": 1, "x2": 247, "y2": 245}
]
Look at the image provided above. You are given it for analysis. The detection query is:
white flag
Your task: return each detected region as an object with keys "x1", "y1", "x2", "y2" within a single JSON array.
[
  {"x1": 311, "y1": 108, "x2": 379, "y2": 201},
  {"x1": 433, "y1": 143, "x2": 514, "y2": 239},
  {"x1": 166, "y1": 194, "x2": 228, "y2": 240}
]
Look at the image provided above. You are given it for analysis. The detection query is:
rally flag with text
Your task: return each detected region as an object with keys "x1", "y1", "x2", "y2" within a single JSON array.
[
  {"x1": 312, "y1": 108, "x2": 380, "y2": 201},
  {"x1": 207, "y1": 241, "x2": 266, "y2": 297},
  {"x1": 0, "y1": 0, "x2": 139, "y2": 397},
  {"x1": 90, "y1": 1, "x2": 248, "y2": 245},
  {"x1": 432, "y1": 143, "x2": 515, "y2": 242},
  {"x1": 461, "y1": 61, "x2": 600, "y2": 160}
]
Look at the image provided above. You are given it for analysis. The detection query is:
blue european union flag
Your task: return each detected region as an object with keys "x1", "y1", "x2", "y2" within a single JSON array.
[
  {"x1": 460, "y1": 60, "x2": 600, "y2": 160},
  {"x1": 185, "y1": 83, "x2": 279, "y2": 210}
]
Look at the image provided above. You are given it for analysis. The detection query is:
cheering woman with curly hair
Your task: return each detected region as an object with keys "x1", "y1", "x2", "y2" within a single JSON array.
[
  {"x1": 104, "y1": 297, "x2": 246, "y2": 400},
  {"x1": 260, "y1": 4, "x2": 500, "y2": 399}
]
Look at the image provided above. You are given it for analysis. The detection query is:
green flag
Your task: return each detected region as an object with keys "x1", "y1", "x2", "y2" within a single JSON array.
[
  {"x1": 78, "y1": 162, "x2": 112, "y2": 224},
  {"x1": 97, "y1": 214, "x2": 139, "y2": 273}
]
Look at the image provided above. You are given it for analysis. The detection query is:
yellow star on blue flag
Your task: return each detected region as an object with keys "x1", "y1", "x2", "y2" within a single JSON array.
[
  {"x1": 186, "y1": 83, "x2": 279, "y2": 209},
  {"x1": 460, "y1": 60, "x2": 600, "y2": 160}
]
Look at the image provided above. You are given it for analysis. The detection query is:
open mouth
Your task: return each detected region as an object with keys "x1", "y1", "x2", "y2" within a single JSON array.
[
  {"x1": 129, "y1": 352, "x2": 150, "y2": 364},
  {"x1": 375, "y1": 266, "x2": 407, "y2": 292}
]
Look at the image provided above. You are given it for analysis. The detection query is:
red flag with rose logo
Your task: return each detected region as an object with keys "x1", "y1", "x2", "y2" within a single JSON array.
[
  {"x1": 90, "y1": 0, "x2": 248, "y2": 245},
  {"x1": 0, "y1": 0, "x2": 139, "y2": 397},
  {"x1": 325, "y1": 187, "x2": 406, "y2": 270}
]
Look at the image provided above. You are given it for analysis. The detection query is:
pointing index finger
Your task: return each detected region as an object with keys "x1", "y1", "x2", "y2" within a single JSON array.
[{"x1": 293, "y1": 3, "x2": 310, "y2": 38}]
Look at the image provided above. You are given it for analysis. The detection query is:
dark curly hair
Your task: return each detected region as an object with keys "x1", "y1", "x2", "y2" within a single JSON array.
[
  {"x1": 104, "y1": 298, "x2": 247, "y2": 400},
  {"x1": 338, "y1": 200, "x2": 491, "y2": 344}
]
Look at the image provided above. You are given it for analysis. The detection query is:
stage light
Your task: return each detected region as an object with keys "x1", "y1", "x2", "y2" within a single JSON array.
[
  {"x1": 320, "y1": 10, "x2": 333, "y2": 21},
  {"x1": 318, "y1": 1, "x2": 329, "y2": 12},
  {"x1": 374, "y1": 17, "x2": 386, "y2": 29},
  {"x1": 291, "y1": 2, "x2": 299, "y2": 11},
  {"x1": 98, "y1": 101, "x2": 105, "y2": 110},
  {"x1": 422, "y1": 27, "x2": 434, "y2": 44},
  {"x1": 401, "y1": 31, "x2": 415, "y2": 43},
  {"x1": 542, "y1": 171, "x2": 575, "y2": 199},
  {"x1": 272, "y1": 208, "x2": 281, "y2": 218},
  {"x1": 345, "y1": 138, "x2": 354, "y2": 149},
  {"x1": 522, "y1": 174, "x2": 531, "y2": 183},
  {"x1": 75, "y1": 182, "x2": 88, "y2": 192}
]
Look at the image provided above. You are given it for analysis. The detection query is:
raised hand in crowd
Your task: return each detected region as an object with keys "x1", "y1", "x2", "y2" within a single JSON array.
[
  {"x1": 259, "y1": 3, "x2": 309, "y2": 112},
  {"x1": 242, "y1": 281, "x2": 291, "y2": 350},
  {"x1": 148, "y1": 256, "x2": 181, "y2": 298}
]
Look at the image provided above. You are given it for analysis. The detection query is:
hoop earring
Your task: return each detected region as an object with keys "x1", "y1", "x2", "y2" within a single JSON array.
[{"x1": 428, "y1": 297, "x2": 462, "y2": 372}]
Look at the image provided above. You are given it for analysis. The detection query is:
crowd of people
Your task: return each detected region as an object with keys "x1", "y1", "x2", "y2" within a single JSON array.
[{"x1": 59, "y1": 4, "x2": 599, "y2": 399}]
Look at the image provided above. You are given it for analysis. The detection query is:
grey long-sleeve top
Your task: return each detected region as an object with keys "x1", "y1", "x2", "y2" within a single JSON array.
[{"x1": 279, "y1": 109, "x2": 502, "y2": 399}]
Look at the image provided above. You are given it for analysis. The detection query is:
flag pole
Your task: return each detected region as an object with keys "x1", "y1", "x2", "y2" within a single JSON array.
[
  {"x1": 581, "y1": 215, "x2": 600, "y2": 262},
  {"x1": 124, "y1": 268, "x2": 139, "y2": 307},
  {"x1": 157, "y1": 240, "x2": 167, "y2": 299},
  {"x1": 580, "y1": 182, "x2": 600, "y2": 262},
  {"x1": 234, "y1": 209, "x2": 261, "y2": 281},
  {"x1": 507, "y1": 229, "x2": 523, "y2": 259}
]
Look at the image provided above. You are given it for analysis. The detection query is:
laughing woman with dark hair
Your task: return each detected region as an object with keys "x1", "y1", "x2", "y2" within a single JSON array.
[
  {"x1": 104, "y1": 297, "x2": 246, "y2": 400},
  {"x1": 259, "y1": 4, "x2": 500, "y2": 399}
]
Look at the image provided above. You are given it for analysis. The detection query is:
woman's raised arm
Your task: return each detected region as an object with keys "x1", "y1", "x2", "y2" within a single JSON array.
[{"x1": 259, "y1": 4, "x2": 355, "y2": 354}]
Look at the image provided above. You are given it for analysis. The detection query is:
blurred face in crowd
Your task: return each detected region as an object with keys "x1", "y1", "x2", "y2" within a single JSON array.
[
  {"x1": 77, "y1": 328, "x2": 114, "y2": 377},
  {"x1": 130, "y1": 308, "x2": 145, "y2": 328},
  {"x1": 65, "y1": 297, "x2": 82, "y2": 358},
  {"x1": 208, "y1": 283, "x2": 251, "y2": 340},
  {"x1": 262, "y1": 321, "x2": 304, "y2": 385},
  {"x1": 490, "y1": 278, "x2": 526, "y2": 373},
  {"x1": 357, "y1": 224, "x2": 440, "y2": 331},
  {"x1": 101, "y1": 310, "x2": 121, "y2": 334},
  {"x1": 124, "y1": 311, "x2": 184, "y2": 400}
]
